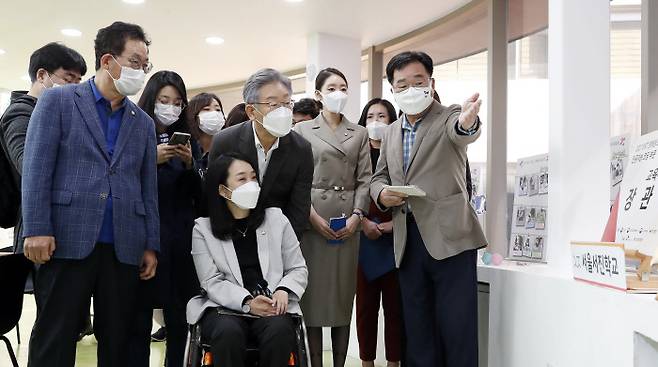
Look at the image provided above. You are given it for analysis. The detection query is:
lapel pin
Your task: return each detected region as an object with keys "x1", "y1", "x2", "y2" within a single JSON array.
[{"x1": 131, "y1": 110, "x2": 135, "y2": 116}]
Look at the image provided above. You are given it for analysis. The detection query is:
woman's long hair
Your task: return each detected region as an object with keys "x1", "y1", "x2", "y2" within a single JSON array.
[
  {"x1": 138, "y1": 70, "x2": 190, "y2": 135},
  {"x1": 205, "y1": 152, "x2": 265, "y2": 240}
]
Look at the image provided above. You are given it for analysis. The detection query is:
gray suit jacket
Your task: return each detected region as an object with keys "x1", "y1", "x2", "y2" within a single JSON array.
[
  {"x1": 370, "y1": 101, "x2": 488, "y2": 266},
  {"x1": 186, "y1": 208, "x2": 308, "y2": 324}
]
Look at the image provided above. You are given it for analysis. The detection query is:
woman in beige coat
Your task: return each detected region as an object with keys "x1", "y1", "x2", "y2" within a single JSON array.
[{"x1": 293, "y1": 67, "x2": 371, "y2": 367}]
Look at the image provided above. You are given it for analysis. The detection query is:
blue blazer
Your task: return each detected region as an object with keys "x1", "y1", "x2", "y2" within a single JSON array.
[{"x1": 21, "y1": 81, "x2": 160, "y2": 266}]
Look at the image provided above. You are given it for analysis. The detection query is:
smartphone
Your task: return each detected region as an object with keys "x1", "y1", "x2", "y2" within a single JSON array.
[
  {"x1": 328, "y1": 215, "x2": 347, "y2": 245},
  {"x1": 168, "y1": 132, "x2": 191, "y2": 146}
]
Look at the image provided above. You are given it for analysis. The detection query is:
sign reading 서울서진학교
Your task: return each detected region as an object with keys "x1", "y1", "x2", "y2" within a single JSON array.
[
  {"x1": 571, "y1": 242, "x2": 627, "y2": 291},
  {"x1": 616, "y1": 130, "x2": 658, "y2": 263}
]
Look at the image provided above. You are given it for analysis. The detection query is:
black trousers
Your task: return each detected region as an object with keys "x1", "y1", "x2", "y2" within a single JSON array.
[
  {"x1": 199, "y1": 311, "x2": 296, "y2": 367},
  {"x1": 126, "y1": 246, "x2": 197, "y2": 367},
  {"x1": 27, "y1": 243, "x2": 139, "y2": 367},
  {"x1": 398, "y1": 215, "x2": 478, "y2": 367},
  {"x1": 126, "y1": 299, "x2": 188, "y2": 367}
]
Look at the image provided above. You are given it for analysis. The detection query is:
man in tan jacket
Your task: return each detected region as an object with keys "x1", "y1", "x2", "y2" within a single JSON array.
[{"x1": 370, "y1": 51, "x2": 488, "y2": 367}]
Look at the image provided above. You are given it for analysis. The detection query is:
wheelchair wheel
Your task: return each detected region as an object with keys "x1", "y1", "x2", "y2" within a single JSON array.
[
  {"x1": 292, "y1": 315, "x2": 310, "y2": 367},
  {"x1": 185, "y1": 325, "x2": 202, "y2": 367}
]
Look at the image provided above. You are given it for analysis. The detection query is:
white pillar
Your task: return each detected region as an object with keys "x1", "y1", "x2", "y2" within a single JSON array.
[
  {"x1": 306, "y1": 33, "x2": 362, "y2": 122},
  {"x1": 486, "y1": 0, "x2": 508, "y2": 255},
  {"x1": 642, "y1": 0, "x2": 658, "y2": 134},
  {"x1": 547, "y1": 0, "x2": 610, "y2": 270}
]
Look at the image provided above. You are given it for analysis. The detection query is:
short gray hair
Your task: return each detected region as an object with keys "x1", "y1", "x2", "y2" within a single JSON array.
[{"x1": 243, "y1": 68, "x2": 293, "y2": 103}]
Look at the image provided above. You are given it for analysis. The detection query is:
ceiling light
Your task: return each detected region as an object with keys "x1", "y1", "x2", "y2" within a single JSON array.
[
  {"x1": 61, "y1": 28, "x2": 82, "y2": 37},
  {"x1": 205, "y1": 36, "x2": 225, "y2": 45},
  {"x1": 0, "y1": 49, "x2": 5, "y2": 55},
  {"x1": 123, "y1": 0, "x2": 145, "y2": 4}
]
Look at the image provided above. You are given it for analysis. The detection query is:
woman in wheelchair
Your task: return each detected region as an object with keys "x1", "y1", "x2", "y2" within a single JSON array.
[{"x1": 187, "y1": 152, "x2": 308, "y2": 367}]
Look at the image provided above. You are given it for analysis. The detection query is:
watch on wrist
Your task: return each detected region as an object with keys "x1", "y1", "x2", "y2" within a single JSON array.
[{"x1": 242, "y1": 299, "x2": 251, "y2": 314}]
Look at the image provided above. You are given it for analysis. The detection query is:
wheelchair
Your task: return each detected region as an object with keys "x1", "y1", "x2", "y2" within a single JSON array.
[{"x1": 184, "y1": 311, "x2": 309, "y2": 367}]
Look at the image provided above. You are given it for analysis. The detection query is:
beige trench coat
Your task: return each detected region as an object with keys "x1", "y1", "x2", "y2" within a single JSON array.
[{"x1": 293, "y1": 114, "x2": 371, "y2": 326}]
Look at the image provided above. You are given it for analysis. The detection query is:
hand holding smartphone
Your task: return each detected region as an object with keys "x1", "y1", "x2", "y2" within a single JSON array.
[
  {"x1": 328, "y1": 215, "x2": 347, "y2": 245},
  {"x1": 168, "y1": 132, "x2": 191, "y2": 146}
]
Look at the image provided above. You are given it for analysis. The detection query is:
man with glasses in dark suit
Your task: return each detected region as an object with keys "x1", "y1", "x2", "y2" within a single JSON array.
[{"x1": 209, "y1": 68, "x2": 314, "y2": 240}]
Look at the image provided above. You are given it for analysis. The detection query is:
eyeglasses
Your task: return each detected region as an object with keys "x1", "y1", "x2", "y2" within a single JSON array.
[
  {"x1": 251, "y1": 101, "x2": 294, "y2": 110},
  {"x1": 49, "y1": 72, "x2": 75, "y2": 85},
  {"x1": 114, "y1": 54, "x2": 153, "y2": 74},
  {"x1": 393, "y1": 78, "x2": 432, "y2": 93}
]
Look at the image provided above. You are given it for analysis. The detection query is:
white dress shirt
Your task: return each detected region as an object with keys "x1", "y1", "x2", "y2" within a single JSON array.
[{"x1": 252, "y1": 122, "x2": 280, "y2": 182}]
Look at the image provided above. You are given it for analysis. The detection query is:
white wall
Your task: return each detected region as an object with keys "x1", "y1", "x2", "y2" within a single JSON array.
[
  {"x1": 305, "y1": 33, "x2": 362, "y2": 123},
  {"x1": 480, "y1": 263, "x2": 658, "y2": 367},
  {"x1": 547, "y1": 0, "x2": 611, "y2": 270},
  {"x1": 0, "y1": 91, "x2": 10, "y2": 114},
  {"x1": 635, "y1": 332, "x2": 658, "y2": 367},
  {"x1": 0, "y1": 228, "x2": 13, "y2": 249}
]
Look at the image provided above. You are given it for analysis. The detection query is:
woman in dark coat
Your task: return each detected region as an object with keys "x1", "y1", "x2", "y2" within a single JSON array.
[{"x1": 127, "y1": 70, "x2": 202, "y2": 367}]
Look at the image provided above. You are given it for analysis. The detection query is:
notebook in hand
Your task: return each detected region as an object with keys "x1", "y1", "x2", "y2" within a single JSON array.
[{"x1": 383, "y1": 185, "x2": 426, "y2": 197}]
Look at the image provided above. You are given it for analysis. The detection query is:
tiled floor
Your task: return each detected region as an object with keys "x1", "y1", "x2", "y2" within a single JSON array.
[{"x1": 2, "y1": 295, "x2": 364, "y2": 367}]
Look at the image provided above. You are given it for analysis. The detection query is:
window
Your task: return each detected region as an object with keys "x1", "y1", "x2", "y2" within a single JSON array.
[
  {"x1": 610, "y1": 0, "x2": 641, "y2": 138},
  {"x1": 507, "y1": 29, "x2": 549, "y2": 162},
  {"x1": 435, "y1": 51, "x2": 489, "y2": 165},
  {"x1": 506, "y1": 0, "x2": 549, "y2": 245}
]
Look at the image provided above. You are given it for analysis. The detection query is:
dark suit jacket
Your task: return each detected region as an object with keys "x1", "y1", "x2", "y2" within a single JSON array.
[
  {"x1": 21, "y1": 81, "x2": 160, "y2": 266},
  {"x1": 0, "y1": 91, "x2": 37, "y2": 252},
  {"x1": 209, "y1": 120, "x2": 313, "y2": 238}
]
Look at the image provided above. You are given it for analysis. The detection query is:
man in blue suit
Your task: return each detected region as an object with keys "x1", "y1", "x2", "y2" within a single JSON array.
[{"x1": 22, "y1": 21, "x2": 159, "y2": 367}]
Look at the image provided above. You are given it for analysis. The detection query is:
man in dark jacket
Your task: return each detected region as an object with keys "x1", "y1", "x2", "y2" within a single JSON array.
[
  {"x1": 0, "y1": 42, "x2": 87, "y2": 252},
  {"x1": 209, "y1": 68, "x2": 314, "y2": 239}
]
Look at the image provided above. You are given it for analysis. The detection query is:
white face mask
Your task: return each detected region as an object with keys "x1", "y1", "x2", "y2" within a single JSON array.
[
  {"x1": 42, "y1": 73, "x2": 62, "y2": 89},
  {"x1": 224, "y1": 180, "x2": 261, "y2": 210},
  {"x1": 106, "y1": 56, "x2": 146, "y2": 96},
  {"x1": 394, "y1": 86, "x2": 434, "y2": 115},
  {"x1": 320, "y1": 91, "x2": 348, "y2": 114},
  {"x1": 198, "y1": 111, "x2": 226, "y2": 135},
  {"x1": 367, "y1": 121, "x2": 388, "y2": 141},
  {"x1": 154, "y1": 103, "x2": 182, "y2": 126},
  {"x1": 254, "y1": 106, "x2": 293, "y2": 138}
]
